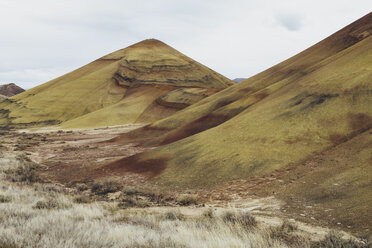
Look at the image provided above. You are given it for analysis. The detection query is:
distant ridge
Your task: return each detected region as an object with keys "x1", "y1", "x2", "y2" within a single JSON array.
[
  {"x1": 0, "y1": 83, "x2": 24, "y2": 97},
  {"x1": 232, "y1": 78, "x2": 246, "y2": 83}
]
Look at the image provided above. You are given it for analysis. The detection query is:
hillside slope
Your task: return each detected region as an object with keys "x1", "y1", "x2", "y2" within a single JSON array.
[
  {"x1": 97, "y1": 12, "x2": 372, "y2": 234},
  {"x1": 106, "y1": 12, "x2": 372, "y2": 194},
  {"x1": 0, "y1": 39, "x2": 232, "y2": 129}
]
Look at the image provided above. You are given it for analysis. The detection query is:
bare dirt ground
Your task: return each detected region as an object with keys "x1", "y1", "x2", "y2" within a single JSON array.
[{"x1": 0, "y1": 125, "x2": 358, "y2": 242}]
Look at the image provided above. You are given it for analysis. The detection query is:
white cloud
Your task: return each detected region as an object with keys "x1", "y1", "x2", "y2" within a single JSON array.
[{"x1": 0, "y1": 0, "x2": 371, "y2": 88}]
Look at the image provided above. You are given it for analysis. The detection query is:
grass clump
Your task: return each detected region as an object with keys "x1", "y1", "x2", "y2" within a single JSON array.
[
  {"x1": 33, "y1": 198, "x2": 69, "y2": 210},
  {"x1": 269, "y1": 219, "x2": 306, "y2": 247},
  {"x1": 163, "y1": 211, "x2": 184, "y2": 221},
  {"x1": 0, "y1": 194, "x2": 11, "y2": 203},
  {"x1": 202, "y1": 208, "x2": 215, "y2": 219},
  {"x1": 6, "y1": 164, "x2": 41, "y2": 183},
  {"x1": 91, "y1": 180, "x2": 121, "y2": 195},
  {"x1": 311, "y1": 231, "x2": 372, "y2": 248},
  {"x1": 75, "y1": 183, "x2": 89, "y2": 192},
  {"x1": 122, "y1": 186, "x2": 140, "y2": 196},
  {"x1": 177, "y1": 194, "x2": 198, "y2": 206},
  {"x1": 73, "y1": 195, "x2": 91, "y2": 204},
  {"x1": 222, "y1": 210, "x2": 257, "y2": 228},
  {"x1": 117, "y1": 197, "x2": 149, "y2": 209}
]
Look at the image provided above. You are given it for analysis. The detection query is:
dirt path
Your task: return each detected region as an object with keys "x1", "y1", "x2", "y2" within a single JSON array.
[{"x1": 6, "y1": 125, "x2": 147, "y2": 183}]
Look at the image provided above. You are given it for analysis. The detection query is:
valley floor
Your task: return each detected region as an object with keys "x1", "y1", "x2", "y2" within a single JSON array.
[{"x1": 0, "y1": 126, "x2": 370, "y2": 247}]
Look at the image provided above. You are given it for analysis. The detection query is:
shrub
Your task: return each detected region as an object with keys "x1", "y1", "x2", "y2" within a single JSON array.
[
  {"x1": 0, "y1": 195, "x2": 11, "y2": 203},
  {"x1": 73, "y1": 196, "x2": 91, "y2": 204},
  {"x1": 281, "y1": 219, "x2": 298, "y2": 233},
  {"x1": 177, "y1": 194, "x2": 198, "y2": 206},
  {"x1": 202, "y1": 208, "x2": 215, "y2": 219},
  {"x1": 164, "y1": 211, "x2": 184, "y2": 221},
  {"x1": 222, "y1": 211, "x2": 257, "y2": 228},
  {"x1": 122, "y1": 186, "x2": 140, "y2": 196},
  {"x1": 269, "y1": 220, "x2": 306, "y2": 247},
  {"x1": 33, "y1": 199, "x2": 69, "y2": 210},
  {"x1": 91, "y1": 180, "x2": 121, "y2": 195},
  {"x1": 6, "y1": 163, "x2": 41, "y2": 183},
  {"x1": 117, "y1": 197, "x2": 149, "y2": 209},
  {"x1": 311, "y1": 231, "x2": 372, "y2": 248},
  {"x1": 76, "y1": 183, "x2": 89, "y2": 192},
  {"x1": 0, "y1": 239, "x2": 18, "y2": 248}
]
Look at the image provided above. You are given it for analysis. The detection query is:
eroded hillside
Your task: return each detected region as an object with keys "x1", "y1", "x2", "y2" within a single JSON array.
[{"x1": 0, "y1": 39, "x2": 233, "y2": 129}]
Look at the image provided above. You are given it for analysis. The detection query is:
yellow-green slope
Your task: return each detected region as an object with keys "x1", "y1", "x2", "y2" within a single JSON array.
[
  {"x1": 0, "y1": 39, "x2": 233, "y2": 129},
  {"x1": 108, "y1": 12, "x2": 372, "y2": 187}
]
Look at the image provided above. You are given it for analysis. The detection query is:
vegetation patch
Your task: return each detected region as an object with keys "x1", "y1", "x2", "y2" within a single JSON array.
[
  {"x1": 222, "y1": 210, "x2": 257, "y2": 228},
  {"x1": 0, "y1": 195, "x2": 11, "y2": 203},
  {"x1": 177, "y1": 194, "x2": 198, "y2": 206},
  {"x1": 311, "y1": 232, "x2": 372, "y2": 248},
  {"x1": 91, "y1": 180, "x2": 121, "y2": 195}
]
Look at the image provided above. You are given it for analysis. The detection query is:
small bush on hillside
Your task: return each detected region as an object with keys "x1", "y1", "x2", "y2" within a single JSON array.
[
  {"x1": 6, "y1": 163, "x2": 41, "y2": 183},
  {"x1": 311, "y1": 231, "x2": 372, "y2": 248},
  {"x1": 164, "y1": 211, "x2": 184, "y2": 221},
  {"x1": 202, "y1": 208, "x2": 215, "y2": 219},
  {"x1": 269, "y1": 220, "x2": 305, "y2": 247},
  {"x1": 91, "y1": 180, "x2": 121, "y2": 195},
  {"x1": 222, "y1": 211, "x2": 257, "y2": 228},
  {"x1": 76, "y1": 183, "x2": 89, "y2": 192},
  {"x1": 281, "y1": 219, "x2": 298, "y2": 232},
  {"x1": 73, "y1": 195, "x2": 91, "y2": 204},
  {"x1": 33, "y1": 199, "x2": 69, "y2": 210},
  {"x1": 117, "y1": 197, "x2": 149, "y2": 209},
  {"x1": 177, "y1": 194, "x2": 198, "y2": 206},
  {"x1": 122, "y1": 186, "x2": 140, "y2": 196},
  {"x1": 0, "y1": 195, "x2": 11, "y2": 203},
  {"x1": 0, "y1": 239, "x2": 17, "y2": 248}
]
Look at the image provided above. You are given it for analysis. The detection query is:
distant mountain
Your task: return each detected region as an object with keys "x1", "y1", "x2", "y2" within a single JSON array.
[
  {"x1": 0, "y1": 83, "x2": 24, "y2": 97},
  {"x1": 232, "y1": 78, "x2": 246, "y2": 83},
  {"x1": 0, "y1": 39, "x2": 233, "y2": 129}
]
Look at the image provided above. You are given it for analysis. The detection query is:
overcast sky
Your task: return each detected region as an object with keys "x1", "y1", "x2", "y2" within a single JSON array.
[{"x1": 0, "y1": 0, "x2": 371, "y2": 89}]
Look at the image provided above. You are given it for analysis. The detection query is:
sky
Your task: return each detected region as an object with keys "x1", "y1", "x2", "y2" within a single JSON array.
[{"x1": 0, "y1": 0, "x2": 371, "y2": 89}]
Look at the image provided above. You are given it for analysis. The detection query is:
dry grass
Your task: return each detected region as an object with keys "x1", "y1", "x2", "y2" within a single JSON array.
[{"x1": 1, "y1": 150, "x2": 370, "y2": 248}]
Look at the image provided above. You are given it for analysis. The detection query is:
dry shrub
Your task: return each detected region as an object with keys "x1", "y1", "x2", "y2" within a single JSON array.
[
  {"x1": 311, "y1": 231, "x2": 372, "y2": 248},
  {"x1": 177, "y1": 194, "x2": 198, "y2": 206},
  {"x1": 269, "y1": 220, "x2": 307, "y2": 247},
  {"x1": 163, "y1": 211, "x2": 184, "y2": 221},
  {"x1": 117, "y1": 197, "x2": 149, "y2": 209},
  {"x1": 0, "y1": 239, "x2": 18, "y2": 248},
  {"x1": 73, "y1": 196, "x2": 91, "y2": 204},
  {"x1": 0, "y1": 195, "x2": 11, "y2": 203},
  {"x1": 121, "y1": 187, "x2": 165, "y2": 205},
  {"x1": 75, "y1": 183, "x2": 89, "y2": 192},
  {"x1": 91, "y1": 180, "x2": 121, "y2": 195},
  {"x1": 202, "y1": 208, "x2": 215, "y2": 219},
  {"x1": 6, "y1": 164, "x2": 41, "y2": 183},
  {"x1": 33, "y1": 199, "x2": 70, "y2": 210},
  {"x1": 222, "y1": 210, "x2": 257, "y2": 228},
  {"x1": 122, "y1": 186, "x2": 140, "y2": 196}
]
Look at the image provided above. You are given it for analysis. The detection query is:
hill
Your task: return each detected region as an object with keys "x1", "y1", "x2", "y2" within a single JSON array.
[
  {"x1": 232, "y1": 78, "x2": 246, "y2": 83},
  {"x1": 100, "y1": 12, "x2": 372, "y2": 234},
  {"x1": 0, "y1": 39, "x2": 233, "y2": 129},
  {"x1": 0, "y1": 83, "x2": 24, "y2": 97}
]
